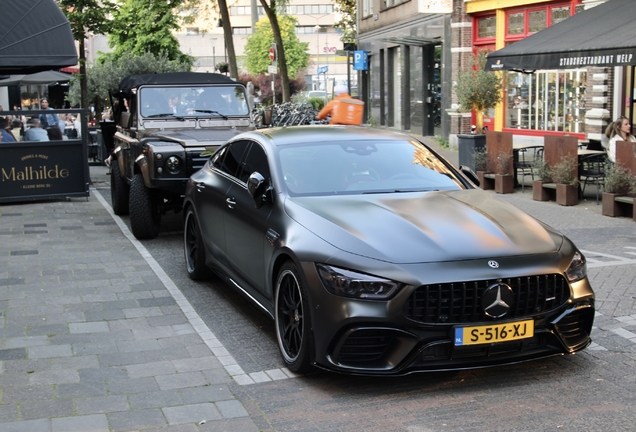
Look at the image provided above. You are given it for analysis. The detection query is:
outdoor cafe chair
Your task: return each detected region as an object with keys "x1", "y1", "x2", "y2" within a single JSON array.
[{"x1": 579, "y1": 153, "x2": 607, "y2": 205}]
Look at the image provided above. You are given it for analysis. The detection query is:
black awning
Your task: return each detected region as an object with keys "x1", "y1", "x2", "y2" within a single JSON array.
[
  {"x1": 0, "y1": 0, "x2": 78, "y2": 75},
  {"x1": 485, "y1": 0, "x2": 636, "y2": 72}
]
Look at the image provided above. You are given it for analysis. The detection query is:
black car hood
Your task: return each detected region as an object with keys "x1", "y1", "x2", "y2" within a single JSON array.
[{"x1": 284, "y1": 189, "x2": 561, "y2": 264}]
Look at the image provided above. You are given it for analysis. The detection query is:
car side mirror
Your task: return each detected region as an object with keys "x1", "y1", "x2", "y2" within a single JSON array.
[
  {"x1": 459, "y1": 165, "x2": 480, "y2": 187},
  {"x1": 247, "y1": 172, "x2": 272, "y2": 208}
]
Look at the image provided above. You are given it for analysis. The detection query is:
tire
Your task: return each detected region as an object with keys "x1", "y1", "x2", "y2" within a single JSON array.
[
  {"x1": 110, "y1": 159, "x2": 129, "y2": 215},
  {"x1": 129, "y1": 173, "x2": 161, "y2": 240},
  {"x1": 184, "y1": 207, "x2": 210, "y2": 280},
  {"x1": 275, "y1": 262, "x2": 313, "y2": 373}
]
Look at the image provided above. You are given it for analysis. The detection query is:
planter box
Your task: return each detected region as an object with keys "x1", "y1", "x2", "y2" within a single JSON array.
[
  {"x1": 495, "y1": 174, "x2": 514, "y2": 194},
  {"x1": 556, "y1": 184, "x2": 578, "y2": 206},
  {"x1": 602, "y1": 192, "x2": 635, "y2": 218},
  {"x1": 477, "y1": 171, "x2": 494, "y2": 190},
  {"x1": 458, "y1": 134, "x2": 486, "y2": 172},
  {"x1": 532, "y1": 180, "x2": 553, "y2": 201}
]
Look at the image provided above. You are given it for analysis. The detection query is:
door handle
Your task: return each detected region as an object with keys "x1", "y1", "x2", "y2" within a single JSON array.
[{"x1": 226, "y1": 197, "x2": 236, "y2": 208}]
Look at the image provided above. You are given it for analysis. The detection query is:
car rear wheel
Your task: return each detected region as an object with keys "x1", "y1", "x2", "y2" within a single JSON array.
[
  {"x1": 129, "y1": 173, "x2": 161, "y2": 240},
  {"x1": 275, "y1": 262, "x2": 312, "y2": 373},
  {"x1": 184, "y1": 207, "x2": 210, "y2": 280},
  {"x1": 110, "y1": 159, "x2": 129, "y2": 215}
]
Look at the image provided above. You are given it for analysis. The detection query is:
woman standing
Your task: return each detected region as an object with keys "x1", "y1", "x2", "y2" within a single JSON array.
[{"x1": 605, "y1": 116, "x2": 635, "y2": 163}]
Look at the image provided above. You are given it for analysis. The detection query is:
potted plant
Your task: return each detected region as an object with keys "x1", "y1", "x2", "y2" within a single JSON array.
[
  {"x1": 602, "y1": 164, "x2": 636, "y2": 217},
  {"x1": 474, "y1": 148, "x2": 493, "y2": 189},
  {"x1": 454, "y1": 51, "x2": 503, "y2": 171},
  {"x1": 532, "y1": 158, "x2": 553, "y2": 202},
  {"x1": 215, "y1": 61, "x2": 229, "y2": 74},
  {"x1": 551, "y1": 156, "x2": 579, "y2": 206},
  {"x1": 494, "y1": 150, "x2": 514, "y2": 194}
]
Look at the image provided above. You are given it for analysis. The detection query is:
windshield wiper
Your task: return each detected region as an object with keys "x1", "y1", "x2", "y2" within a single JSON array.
[
  {"x1": 145, "y1": 113, "x2": 185, "y2": 120},
  {"x1": 194, "y1": 109, "x2": 228, "y2": 120}
]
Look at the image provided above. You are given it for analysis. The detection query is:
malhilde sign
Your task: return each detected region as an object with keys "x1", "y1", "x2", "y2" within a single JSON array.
[{"x1": 0, "y1": 141, "x2": 89, "y2": 203}]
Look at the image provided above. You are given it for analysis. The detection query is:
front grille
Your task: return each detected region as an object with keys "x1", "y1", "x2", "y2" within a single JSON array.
[
  {"x1": 403, "y1": 274, "x2": 569, "y2": 324},
  {"x1": 337, "y1": 329, "x2": 395, "y2": 363},
  {"x1": 187, "y1": 150, "x2": 209, "y2": 176},
  {"x1": 555, "y1": 307, "x2": 594, "y2": 348}
]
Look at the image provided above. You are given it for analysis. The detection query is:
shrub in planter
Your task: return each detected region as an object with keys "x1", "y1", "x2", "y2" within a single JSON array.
[
  {"x1": 532, "y1": 158, "x2": 553, "y2": 201},
  {"x1": 494, "y1": 151, "x2": 514, "y2": 194},
  {"x1": 551, "y1": 156, "x2": 580, "y2": 206},
  {"x1": 602, "y1": 164, "x2": 636, "y2": 216},
  {"x1": 474, "y1": 149, "x2": 493, "y2": 190}
]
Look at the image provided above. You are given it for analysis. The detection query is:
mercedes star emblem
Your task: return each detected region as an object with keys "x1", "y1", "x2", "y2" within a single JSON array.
[
  {"x1": 488, "y1": 260, "x2": 499, "y2": 269},
  {"x1": 482, "y1": 283, "x2": 514, "y2": 318}
]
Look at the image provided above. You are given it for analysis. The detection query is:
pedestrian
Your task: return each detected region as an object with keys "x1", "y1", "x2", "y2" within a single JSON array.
[
  {"x1": 316, "y1": 85, "x2": 364, "y2": 125},
  {"x1": 38, "y1": 97, "x2": 60, "y2": 129},
  {"x1": 605, "y1": 116, "x2": 635, "y2": 163}
]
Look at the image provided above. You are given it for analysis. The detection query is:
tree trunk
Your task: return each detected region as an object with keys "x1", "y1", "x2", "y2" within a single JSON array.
[
  {"x1": 218, "y1": 0, "x2": 238, "y2": 80},
  {"x1": 261, "y1": 0, "x2": 290, "y2": 102}
]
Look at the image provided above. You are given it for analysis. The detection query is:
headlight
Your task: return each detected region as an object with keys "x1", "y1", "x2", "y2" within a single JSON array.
[
  {"x1": 316, "y1": 263, "x2": 404, "y2": 300},
  {"x1": 565, "y1": 250, "x2": 587, "y2": 282},
  {"x1": 165, "y1": 156, "x2": 183, "y2": 174}
]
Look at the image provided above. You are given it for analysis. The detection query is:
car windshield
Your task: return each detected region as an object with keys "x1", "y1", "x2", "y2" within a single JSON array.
[
  {"x1": 278, "y1": 139, "x2": 464, "y2": 196},
  {"x1": 139, "y1": 85, "x2": 249, "y2": 118}
]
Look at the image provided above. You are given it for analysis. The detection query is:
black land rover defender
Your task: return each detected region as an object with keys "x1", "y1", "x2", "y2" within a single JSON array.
[{"x1": 106, "y1": 72, "x2": 254, "y2": 239}]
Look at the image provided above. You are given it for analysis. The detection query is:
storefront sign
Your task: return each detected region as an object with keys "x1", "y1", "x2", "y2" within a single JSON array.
[{"x1": 0, "y1": 140, "x2": 89, "y2": 203}]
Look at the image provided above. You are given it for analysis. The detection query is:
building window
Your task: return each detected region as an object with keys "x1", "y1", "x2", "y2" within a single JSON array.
[
  {"x1": 551, "y1": 6, "x2": 570, "y2": 25},
  {"x1": 362, "y1": 0, "x2": 372, "y2": 18},
  {"x1": 477, "y1": 16, "x2": 496, "y2": 39},
  {"x1": 504, "y1": 70, "x2": 586, "y2": 134},
  {"x1": 507, "y1": 12, "x2": 525, "y2": 35},
  {"x1": 287, "y1": 4, "x2": 334, "y2": 14},
  {"x1": 186, "y1": 27, "x2": 199, "y2": 35},
  {"x1": 233, "y1": 27, "x2": 252, "y2": 35},
  {"x1": 528, "y1": 10, "x2": 546, "y2": 33}
]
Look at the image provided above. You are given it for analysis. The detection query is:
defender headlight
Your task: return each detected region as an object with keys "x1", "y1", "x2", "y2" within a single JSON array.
[
  {"x1": 165, "y1": 156, "x2": 183, "y2": 174},
  {"x1": 316, "y1": 263, "x2": 404, "y2": 300},
  {"x1": 565, "y1": 250, "x2": 587, "y2": 282}
]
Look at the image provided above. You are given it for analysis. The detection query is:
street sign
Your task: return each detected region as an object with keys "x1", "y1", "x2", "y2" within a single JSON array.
[
  {"x1": 317, "y1": 66, "x2": 328, "y2": 74},
  {"x1": 353, "y1": 50, "x2": 369, "y2": 71},
  {"x1": 269, "y1": 47, "x2": 275, "y2": 61},
  {"x1": 268, "y1": 65, "x2": 278, "y2": 74}
]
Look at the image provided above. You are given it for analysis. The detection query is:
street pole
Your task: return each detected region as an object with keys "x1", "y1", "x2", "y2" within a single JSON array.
[{"x1": 315, "y1": 25, "x2": 320, "y2": 90}]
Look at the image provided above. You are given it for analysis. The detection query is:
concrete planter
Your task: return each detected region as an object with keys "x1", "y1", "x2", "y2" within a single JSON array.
[
  {"x1": 458, "y1": 134, "x2": 486, "y2": 172},
  {"x1": 532, "y1": 180, "x2": 552, "y2": 201},
  {"x1": 476, "y1": 171, "x2": 494, "y2": 190},
  {"x1": 556, "y1": 184, "x2": 578, "y2": 206},
  {"x1": 495, "y1": 174, "x2": 514, "y2": 194}
]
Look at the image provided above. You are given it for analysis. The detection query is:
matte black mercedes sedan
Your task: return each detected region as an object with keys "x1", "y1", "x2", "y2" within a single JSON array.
[{"x1": 183, "y1": 126, "x2": 594, "y2": 375}]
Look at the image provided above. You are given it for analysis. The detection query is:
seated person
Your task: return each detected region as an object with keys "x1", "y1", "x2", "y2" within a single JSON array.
[
  {"x1": 46, "y1": 126, "x2": 65, "y2": 141},
  {"x1": 0, "y1": 117, "x2": 16, "y2": 142},
  {"x1": 24, "y1": 118, "x2": 50, "y2": 141}
]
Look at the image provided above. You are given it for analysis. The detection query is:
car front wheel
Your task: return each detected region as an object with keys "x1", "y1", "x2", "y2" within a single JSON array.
[
  {"x1": 275, "y1": 262, "x2": 313, "y2": 373},
  {"x1": 129, "y1": 173, "x2": 161, "y2": 240},
  {"x1": 184, "y1": 207, "x2": 210, "y2": 280}
]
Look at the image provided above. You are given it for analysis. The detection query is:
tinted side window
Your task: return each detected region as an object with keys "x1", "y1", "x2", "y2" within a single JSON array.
[
  {"x1": 217, "y1": 141, "x2": 250, "y2": 177},
  {"x1": 210, "y1": 146, "x2": 227, "y2": 169},
  {"x1": 238, "y1": 143, "x2": 270, "y2": 183}
]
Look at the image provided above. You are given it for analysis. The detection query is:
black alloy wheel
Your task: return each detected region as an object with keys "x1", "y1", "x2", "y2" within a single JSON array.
[
  {"x1": 110, "y1": 159, "x2": 129, "y2": 215},
  {"x1": 129, "y1": 173, "x2": 161, "y2": 240},
  {"x1": 275, "y1": 262, "x2": 312, "y2": 373},
  {"x1": 184, "y1": 207, "x2": 210, "y2": 280}
]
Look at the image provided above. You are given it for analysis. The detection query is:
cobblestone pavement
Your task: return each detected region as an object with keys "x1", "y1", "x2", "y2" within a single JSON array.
[{"x1": 0, "y1": 137, "x2": 635, "y2": 431}]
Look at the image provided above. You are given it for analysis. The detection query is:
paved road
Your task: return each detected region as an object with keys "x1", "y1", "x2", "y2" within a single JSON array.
[{"x1": 0, "y1": 141, "x2": 634, "y2": 431}]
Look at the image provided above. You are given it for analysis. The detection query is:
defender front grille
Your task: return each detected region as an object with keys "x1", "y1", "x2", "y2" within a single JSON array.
[
  {"x1": 187, "y1": 151, "x2": 210, "y2": 176},
  {"x1": 403, "y1": 274, "x2": 570, "y2": 324}
]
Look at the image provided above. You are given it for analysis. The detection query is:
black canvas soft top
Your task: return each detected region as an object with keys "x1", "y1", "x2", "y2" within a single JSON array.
[{"x1": 116, "y1": 72, "x2": 238, "y2": 94}]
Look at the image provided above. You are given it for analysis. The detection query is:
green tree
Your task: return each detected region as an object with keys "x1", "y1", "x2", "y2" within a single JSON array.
[
  {"x1": 67, "y1": 52, "x2": 191, "y2": 120},
  {"x1": 454, "y1": 50, "x2": 503, "y2": 132},
  {"x1": 333, "y1": 0, "x2": 356, "y2": 44},
  {"x1": 108, "y1": 0, "x2": 194, "y2": 65},
  {"x1": 258, "y1": 0, "x2": 296, "y2": 102},
  {"x1": 244, "y1": 16, "x2": 309, "y2": 80},
  {"x1": 57, "y1": 0, "x2": 114, "y2": 121}
]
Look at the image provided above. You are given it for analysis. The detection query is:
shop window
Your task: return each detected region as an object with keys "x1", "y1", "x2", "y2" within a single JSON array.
[{"x1": 505, "y1": 70, "x2": 586, "y2": 134}]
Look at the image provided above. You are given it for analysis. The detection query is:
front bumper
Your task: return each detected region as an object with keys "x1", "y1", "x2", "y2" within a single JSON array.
[{"x1": 301, "y1": 262, "x2": 595, "y2": 376}]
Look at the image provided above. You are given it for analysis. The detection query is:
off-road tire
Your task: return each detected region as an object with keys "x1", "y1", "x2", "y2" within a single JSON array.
[
  {"x1": 129, "y1": 173, "x2": 161, "y2": 240},
  {"x1": 110, "y1": 159, "x2": 129, "y2": 215},
  {"x1": 184, "y1": 206, "x2": 210, "y2": 280}
]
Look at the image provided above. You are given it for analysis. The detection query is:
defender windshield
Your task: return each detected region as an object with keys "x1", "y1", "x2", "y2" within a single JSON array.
[{"x1": 139, "y1": 85, "x2": 249, "y2": 118}]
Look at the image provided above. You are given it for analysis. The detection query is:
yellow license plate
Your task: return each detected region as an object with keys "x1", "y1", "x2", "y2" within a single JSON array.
[{"x1": 454, "y1": 320, "x2": 534, "y2": 346}]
